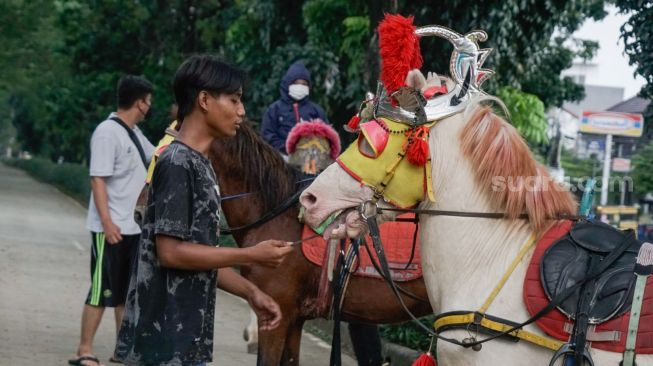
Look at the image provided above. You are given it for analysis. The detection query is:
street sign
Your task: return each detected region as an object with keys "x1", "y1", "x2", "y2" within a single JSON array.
[
  {"x1": 612, "y1": 157, "x2": 631, "y2": 173},
  {"x1": 579, "y1": 111, "x2": 644, "y2": 137}
]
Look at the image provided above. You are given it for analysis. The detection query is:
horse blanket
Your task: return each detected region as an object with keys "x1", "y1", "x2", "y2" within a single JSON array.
[{"x1": 301, "y1": 216, "x2": 422, "y2": 282}]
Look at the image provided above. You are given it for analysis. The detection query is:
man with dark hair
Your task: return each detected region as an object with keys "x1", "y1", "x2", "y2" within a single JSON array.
[
  {"x1": 115, "y1": 55, "x2": 293, "y2": 366},
  {"x1": 69, "y1": 75, "x2": 156, "y2": 366}
]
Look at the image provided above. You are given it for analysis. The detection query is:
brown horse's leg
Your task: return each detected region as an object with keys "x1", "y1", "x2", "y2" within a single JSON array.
[
  {"x1": 257, "y1": 319, "x2": 289, "y2": 366},
  {"x1": 280, "y1": 319, "x2": 305, "y2": 366}
]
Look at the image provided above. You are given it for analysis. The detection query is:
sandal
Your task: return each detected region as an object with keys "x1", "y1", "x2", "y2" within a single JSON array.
[{"x1": 68, "y1": 355, "x2": 101, "y2": 366}]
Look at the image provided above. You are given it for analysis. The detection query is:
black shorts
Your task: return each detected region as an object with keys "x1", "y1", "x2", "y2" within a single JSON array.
[{"x1": 85, "y1": 232, "x2": 139, "y2": 307}]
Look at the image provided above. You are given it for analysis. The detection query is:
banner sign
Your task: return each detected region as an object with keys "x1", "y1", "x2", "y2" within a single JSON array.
[
  {"x1": 579, "y1": 111, "x2": 644, "y2": 137},
  {"x1": 612, "y1": 157, "x2": 631, "y2": 173}
]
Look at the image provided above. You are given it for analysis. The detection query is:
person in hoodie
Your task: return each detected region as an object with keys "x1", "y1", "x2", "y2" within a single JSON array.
[{"x1": 261, "y1": 61, "x2": 329, "y2": 156}]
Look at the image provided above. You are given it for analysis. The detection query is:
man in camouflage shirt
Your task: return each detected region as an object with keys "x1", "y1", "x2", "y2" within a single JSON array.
[{"x1": 116, "y1": 55, "x2": 293, "y2": 366}]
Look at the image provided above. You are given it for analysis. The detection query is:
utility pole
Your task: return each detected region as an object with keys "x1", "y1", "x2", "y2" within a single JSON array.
[{"x1": 600, "y1": 133, "x2": 613, "y2": 206}]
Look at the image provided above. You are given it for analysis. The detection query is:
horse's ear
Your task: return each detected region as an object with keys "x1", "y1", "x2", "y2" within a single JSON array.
[{"x1": 405, "y1": 69, "x2": 426, "y2": 90}]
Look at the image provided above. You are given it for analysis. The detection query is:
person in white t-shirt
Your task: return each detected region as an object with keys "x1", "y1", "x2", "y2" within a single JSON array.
[{"x1": 69, "y1": 75, "x2": 155, "y2": 366}]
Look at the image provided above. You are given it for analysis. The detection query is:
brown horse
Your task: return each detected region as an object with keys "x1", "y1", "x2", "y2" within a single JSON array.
[
  {"x1": 242, "y1": 119, "x2": 342, "y2": 355},
  {"x1": 210, "y1": 121, "x2": 431, "y2": 365}
]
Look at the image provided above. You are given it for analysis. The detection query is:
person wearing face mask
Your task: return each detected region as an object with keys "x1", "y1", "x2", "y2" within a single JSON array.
[
  {"x1": 69, "y1": 75, "x2": 156, "y2": 366},
  {"x1": 261, "y1": 61, "x2": 329, "y2": 156}
]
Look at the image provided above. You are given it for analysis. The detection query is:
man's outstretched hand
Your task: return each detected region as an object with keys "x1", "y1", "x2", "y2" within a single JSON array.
[{"x1": 248, "y1": 288, "x2": 283, "y2": 331}]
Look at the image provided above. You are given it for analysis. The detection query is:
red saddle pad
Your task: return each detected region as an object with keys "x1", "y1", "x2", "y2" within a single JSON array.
[
  {"x1": 523, "y1": 220, "x2": 653, "y2": 353},
  {"x1": 301, "y1": 215, "x2": 422, "y2": 282}
]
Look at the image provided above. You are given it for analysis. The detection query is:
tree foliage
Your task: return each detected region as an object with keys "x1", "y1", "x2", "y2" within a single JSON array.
[
  {"x1": 0, "y1": 0, "x2": 67, "y2": 156},
  {"x1": 498, "y1": 87, "x2": 548, "y2": 146},
  {"x1": 1, "y1": 0, "x2": 615, "y2": 163},
  {"x1": 632, "y1": 140, "x2": 653, "y2": 195},
  {"x1": 401, "y1": 0, "x2": 606, "y2": 106},
  {"x1": 615, "y1": 0, "x2": 653, "y2": 139}
]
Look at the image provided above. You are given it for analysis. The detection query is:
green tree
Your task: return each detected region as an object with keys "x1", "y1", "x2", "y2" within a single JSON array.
[
  {"x1": 498, "y1": 87, "x2": 548, "y2": 146},
  {"x1": 632, "y1": 140, "x2": 653, "y2": 195},
  {"x1": 0, "y1": 0, "x2": 69, "y2": 156},
  {"x1": 3, "y1": 0, "x2": 613, "y2": 163},
  {"x1": 41, "y1": 1, "x2": 231, "y2": 161},
  {"x1": 615, "y1": 0, "x2": 653, "y2": 139},
  {"x1": 400, "y1": 0, "x2": 606, "y2": 108}
]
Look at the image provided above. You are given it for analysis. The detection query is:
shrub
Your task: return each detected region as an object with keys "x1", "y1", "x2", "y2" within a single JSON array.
[
  {"x1": 3, "y1": 157, "x2": 90, "y2": 206},
  {"x1": 379, "y1": 315, "x2": 436, "y2": 351}
]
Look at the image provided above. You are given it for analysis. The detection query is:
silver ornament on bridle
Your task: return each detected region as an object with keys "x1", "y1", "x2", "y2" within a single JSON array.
[{"x1": 374, "y1": 25, "x2": 495, "y2": 126}]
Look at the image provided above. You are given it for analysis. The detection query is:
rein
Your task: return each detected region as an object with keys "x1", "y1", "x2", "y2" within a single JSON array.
[
  {"x1": 219, "y1": 177, "x2": 315, "y2": 235},
  {"x1": 360, "y1": 200, "x2": 581, "y2": 221},
  {"x1": 221, "y1": 177, "x2": 315, "y2": 202}
]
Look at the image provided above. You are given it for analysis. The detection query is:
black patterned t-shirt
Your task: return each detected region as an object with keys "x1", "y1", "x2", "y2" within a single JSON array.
[{"x1": 116, "y1": 141, "x2": 221, "y2": 366}]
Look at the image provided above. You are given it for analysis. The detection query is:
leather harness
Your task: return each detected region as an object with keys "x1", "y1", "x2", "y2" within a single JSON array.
[{"x1": 361, "y1": 199, "x2": 644, "y2": 366}]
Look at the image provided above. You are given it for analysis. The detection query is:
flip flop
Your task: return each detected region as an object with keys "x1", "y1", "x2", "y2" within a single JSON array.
[{"x1": 68, "y1": 355, "x2": 101, "y2": 366}]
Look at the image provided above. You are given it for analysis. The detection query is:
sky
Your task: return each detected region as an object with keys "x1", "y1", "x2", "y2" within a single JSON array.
[{"x1": 571, "y1": 6, "x2": 647, "y2": 98}]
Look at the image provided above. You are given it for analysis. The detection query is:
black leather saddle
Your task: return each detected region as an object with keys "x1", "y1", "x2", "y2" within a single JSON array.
[{"x1": 541, "y1": 220, "x2": 641, "y2": 324}]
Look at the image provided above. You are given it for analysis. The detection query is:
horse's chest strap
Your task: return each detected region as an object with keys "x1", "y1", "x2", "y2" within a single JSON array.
[{"x1": 433, "y1": 311, "x2": 563, "y2": 351}]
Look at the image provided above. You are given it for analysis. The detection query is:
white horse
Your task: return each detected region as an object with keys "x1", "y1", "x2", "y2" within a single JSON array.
[{"x1": 299, "y1": 102, "x2": 652, "y2": 365}]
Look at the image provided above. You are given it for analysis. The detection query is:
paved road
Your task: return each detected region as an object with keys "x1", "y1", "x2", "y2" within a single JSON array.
[{"x1": 0, "y1": 162, "x2": 355, "y2": 365}]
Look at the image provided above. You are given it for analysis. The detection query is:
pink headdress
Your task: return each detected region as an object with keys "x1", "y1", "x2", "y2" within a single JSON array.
[{"x1": 286, "y1": 119, "x2": 341, "y2": 160}]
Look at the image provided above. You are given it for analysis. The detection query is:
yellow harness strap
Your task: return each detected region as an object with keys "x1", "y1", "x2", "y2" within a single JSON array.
[
  {"x1": 479, "y1": 233, "x2": 538, "y2": 314},
  {"x1": 434, "y1": 313, "x2": 563, "y2": 351},
  {"x1": 434, "y1": 233, "x2": 564, "y2": 351},
  {"x1": 425, "y1": 158, "x2": 435, "y2": 202}
]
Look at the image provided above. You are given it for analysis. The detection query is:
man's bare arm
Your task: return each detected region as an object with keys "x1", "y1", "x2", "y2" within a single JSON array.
[{"x1": 91, "y1": 176, "x2": 122, "y2": 244}]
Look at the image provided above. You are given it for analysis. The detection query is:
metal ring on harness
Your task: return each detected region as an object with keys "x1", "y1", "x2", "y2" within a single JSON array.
[
  {"x1": 548, "y1": 343, "x2": 594, "y2": 366},
  {"x1": 359, "y1": 200, "x2": 379, "y2": 220}
]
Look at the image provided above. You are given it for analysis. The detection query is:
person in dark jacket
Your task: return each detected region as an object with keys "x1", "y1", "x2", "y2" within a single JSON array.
[{"x1": 261, "y1": 61, "x2": 329, "y2": 155}]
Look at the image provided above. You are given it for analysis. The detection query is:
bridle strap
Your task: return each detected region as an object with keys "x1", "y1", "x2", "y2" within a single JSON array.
[
  {"x1": 219, "y1": 177, "x2": 315, "y2": 234},
  {"x1": 220, "y1": 189, "x2": 303, "y2": 235},
  {"x1": 221, "y1": 177, "x2": 315, "y2": 202},
  {"x1": 381, "y1": 207, "x2": 530, "y2": 219},
  {"x1": 221, "y1": 191, "x2": 255, "y2": 201}
]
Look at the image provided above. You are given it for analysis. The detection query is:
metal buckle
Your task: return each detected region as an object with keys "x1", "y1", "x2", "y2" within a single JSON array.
[
  {"x1": 548, "y1": 343, "x2": 594, "y2": 366},
  {"x1": 359, "y1": 200, "x2": 379, "y2": 220}
]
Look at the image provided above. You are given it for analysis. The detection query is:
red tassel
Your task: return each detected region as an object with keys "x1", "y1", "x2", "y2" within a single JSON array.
[
  {"x1": 411, "y1": 352, "x2": 436, "y2": 366},
  {"x1": 405, "y1": 126, "x2": 429, "y2": 166},
  {"x1": 345, "y1": 115, "x2": 361, "y2": 132}
]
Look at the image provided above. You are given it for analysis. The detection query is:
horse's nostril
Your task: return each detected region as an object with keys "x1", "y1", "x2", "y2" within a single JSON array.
[{"x1": 300, "y1": 192, "x2": 317, "y2": 207}]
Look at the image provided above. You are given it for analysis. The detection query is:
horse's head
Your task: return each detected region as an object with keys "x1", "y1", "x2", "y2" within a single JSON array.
[
  {"x1": 300, "y1": 16, "x2": 495, "y2": 238},
  {"x1": 286, "y1": 119, "x2": 340, "y2": 175},
  {"x1": 298, "y1": 115, "x2": 439, "y2": 239},
  {"x1": 300, "y1": 16, "x2": 577, "y2": 240}
]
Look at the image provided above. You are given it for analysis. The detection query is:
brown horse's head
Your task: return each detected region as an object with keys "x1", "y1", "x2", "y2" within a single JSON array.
[{"x1": 286, "y1": 119, "x2": 340, "y2": 175}]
